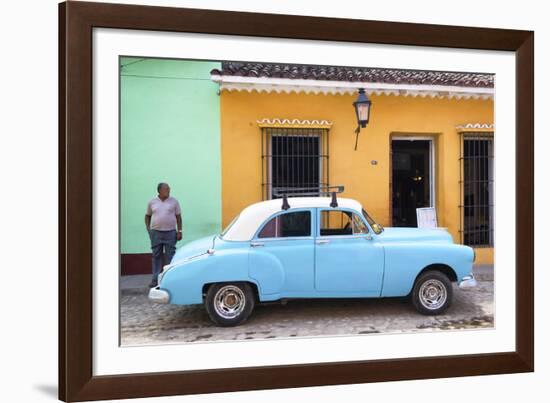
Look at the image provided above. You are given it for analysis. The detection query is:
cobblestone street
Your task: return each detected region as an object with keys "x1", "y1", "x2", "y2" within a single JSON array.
[{"x1": 120, "y1": 272, "x2": 494, "y2": 345}]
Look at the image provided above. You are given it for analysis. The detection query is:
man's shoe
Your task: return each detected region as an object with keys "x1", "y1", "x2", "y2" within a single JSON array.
[{"x1": 148, "y1": 279, "x2": 158, "y2": 288}]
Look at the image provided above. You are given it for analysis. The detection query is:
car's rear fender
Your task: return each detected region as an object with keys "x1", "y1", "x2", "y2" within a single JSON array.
[
  {"x1": 161, "y1": 249, "x2": 257, "y2": 305},
  {"x1": 248, "y1": 249, "x2": 285, "y2": 297}
]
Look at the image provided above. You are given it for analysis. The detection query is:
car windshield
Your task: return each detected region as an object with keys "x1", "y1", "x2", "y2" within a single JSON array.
[
  {"x1": 220, "y1": 214, "x2": 240, "y2": 238},
  {"x1": 362, "y1": 209, "x2": 384, "y2": 234}
]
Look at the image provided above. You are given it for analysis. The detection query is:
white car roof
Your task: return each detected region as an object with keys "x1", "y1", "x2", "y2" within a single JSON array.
[{"x1": 222, "y1": 197, "x2": 363, "y2": 241}]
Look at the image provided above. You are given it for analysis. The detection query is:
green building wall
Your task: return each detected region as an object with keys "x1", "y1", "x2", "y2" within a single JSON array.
[{"x1": 120, "y1": 57, "x2": 222, "y2": 255}]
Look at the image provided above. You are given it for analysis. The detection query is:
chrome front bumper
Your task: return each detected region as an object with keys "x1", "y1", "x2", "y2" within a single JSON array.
[
  {"x1": 148, "y1": 287, "x2": 170, "y2": 304},
  {"x1": 459, "y1": 274, "x2": 478, "y2": 289}
]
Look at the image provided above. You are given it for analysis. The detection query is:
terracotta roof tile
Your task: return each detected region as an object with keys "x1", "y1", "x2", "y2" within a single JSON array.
[{"x1": 211, "y1": 62, "x2": 494, "y2": 88}]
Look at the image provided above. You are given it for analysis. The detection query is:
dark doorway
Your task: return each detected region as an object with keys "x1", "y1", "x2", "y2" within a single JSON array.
[{"x1": 392, "y1": 139, "x2": 432, "y2": 227}]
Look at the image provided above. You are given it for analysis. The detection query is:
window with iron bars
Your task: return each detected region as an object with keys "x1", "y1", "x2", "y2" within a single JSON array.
[
  {"x1": 261, "y1": 127, "x2": 329, "y2": 200},
  {"x1": 459, "y1": 132, "x2": 494, "y2": 247}
]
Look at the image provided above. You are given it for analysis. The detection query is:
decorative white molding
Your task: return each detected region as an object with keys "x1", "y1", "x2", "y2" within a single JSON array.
[
  {"x1": 456, "y1": 123, "x2": 495, "y2": 131},
  {"x1": 257, "y1": 118, "x2": 333, "y2": 128},
  {"x1": 211, "y1": 74, "x2": 494, "y2": 100}
]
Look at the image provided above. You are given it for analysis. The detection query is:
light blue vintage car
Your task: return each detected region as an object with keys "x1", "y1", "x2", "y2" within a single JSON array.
[{"x1": 149, "y1": 193, "x2": 477, "y2": 326}]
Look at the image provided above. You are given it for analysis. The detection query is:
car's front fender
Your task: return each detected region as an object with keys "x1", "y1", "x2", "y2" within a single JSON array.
[{"x1": 381, "y1": 243, "x2": 474, "y2": 297}]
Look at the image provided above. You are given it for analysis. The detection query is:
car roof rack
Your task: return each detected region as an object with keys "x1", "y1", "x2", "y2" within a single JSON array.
[{"x1": 272, "y1": 186, "x2": 345, "y2": 210}]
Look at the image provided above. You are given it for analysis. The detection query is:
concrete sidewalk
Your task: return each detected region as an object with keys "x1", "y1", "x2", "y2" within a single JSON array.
[
  {"x1": 120, "y1": 274, "x2": 151, "y2": 291},
  {"x1": 121, "y1": 264, "x2": 494, "y2": 291},
  {"x1": 473, "y1": 264, "x2": 494, "y2": 281}
]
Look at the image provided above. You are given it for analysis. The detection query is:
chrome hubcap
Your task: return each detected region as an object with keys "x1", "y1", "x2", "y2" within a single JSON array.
[
  {"x1": 213, "y1": 285, "x2": 246, "y2": 319},
  {"x1": 419, "y1": 279, "x2": 447, "y2": 310}
]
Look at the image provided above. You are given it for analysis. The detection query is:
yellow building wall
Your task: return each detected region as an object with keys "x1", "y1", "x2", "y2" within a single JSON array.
[{"x1": 220, "y1": 91, "x2": 494, "y2": 264}]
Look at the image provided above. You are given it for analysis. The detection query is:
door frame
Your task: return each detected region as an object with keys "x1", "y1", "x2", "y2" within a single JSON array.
[{"x1": 390, "y1": 135, "x2": 436, "y2": 226}]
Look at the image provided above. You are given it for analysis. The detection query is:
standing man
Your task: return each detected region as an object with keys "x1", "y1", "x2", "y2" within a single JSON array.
[{"x1": 145, "y1": 183, "x2": 183, "y2": 288}]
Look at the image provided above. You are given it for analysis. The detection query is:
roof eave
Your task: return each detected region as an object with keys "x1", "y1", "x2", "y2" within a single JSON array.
[{"x1": 211, "y1": 74, "x2": 494, "y2": 99}]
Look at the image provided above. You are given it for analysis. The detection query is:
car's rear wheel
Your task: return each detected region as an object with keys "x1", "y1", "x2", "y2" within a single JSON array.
[
  {"x1": 411, "y1": 271, "x2": 453, "y2": 315},
  {"x1": 205, "y1": 282, "x2": 255, "y2": 326}
]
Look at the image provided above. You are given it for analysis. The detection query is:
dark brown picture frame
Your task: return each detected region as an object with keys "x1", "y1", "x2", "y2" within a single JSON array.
[{"x1": 59, "y1": 1, "x2": 534, "y2": 401}]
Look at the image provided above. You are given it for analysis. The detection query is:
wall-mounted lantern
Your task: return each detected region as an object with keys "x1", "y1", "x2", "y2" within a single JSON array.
[{"x1": 352, "y1": 88, "x2": 372, "y2": 150}]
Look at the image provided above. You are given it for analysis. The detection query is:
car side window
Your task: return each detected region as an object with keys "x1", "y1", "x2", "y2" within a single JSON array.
[
  {"x1": 320, "y1": 210, "x2": 369, "y2": 236},
  {"x1": 352, "y1": 213, "x2": 369, "y2": 234},
  {"x1": 257, "y1": 211, "x2": 311, "y2": 238},
  {"x1": 320, "y1": 210, "x2": 352, "y2": 236}
]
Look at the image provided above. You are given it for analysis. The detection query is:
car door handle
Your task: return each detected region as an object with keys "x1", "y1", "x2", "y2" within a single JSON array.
[
  {"x1": 250, "y1": 242, "x2": 264, "y2": 248},
  {"x1": 316, "y1": 240, "x2": 330, "y2": 245}
]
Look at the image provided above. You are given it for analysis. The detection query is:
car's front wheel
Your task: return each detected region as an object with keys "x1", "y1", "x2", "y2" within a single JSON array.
[
  {"x1": 411, "y1": 271, "x2": 453, "y2": 315},
  {"x1": 205, "y1": 282, "x2": 255, "y2": 326}
]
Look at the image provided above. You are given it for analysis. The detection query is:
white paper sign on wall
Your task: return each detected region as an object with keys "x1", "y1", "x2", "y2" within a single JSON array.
[{"x1": 416, "y1": 207, "x2": 438, "y2": 228}]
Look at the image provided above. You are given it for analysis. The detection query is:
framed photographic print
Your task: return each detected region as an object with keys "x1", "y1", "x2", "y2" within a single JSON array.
[{"x1": 59, "y1": 1, "x2": 534, "y2": 401}]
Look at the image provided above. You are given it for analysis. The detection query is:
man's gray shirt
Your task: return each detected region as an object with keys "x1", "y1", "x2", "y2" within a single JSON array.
[{"x1": 146, "y1": 196, "x2": 181, "y2": 231}]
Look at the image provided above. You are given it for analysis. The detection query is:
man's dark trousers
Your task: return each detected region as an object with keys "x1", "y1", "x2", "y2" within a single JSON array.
[{"x1": 150, "y1": 229, "x2": 177, "y2": 282}]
